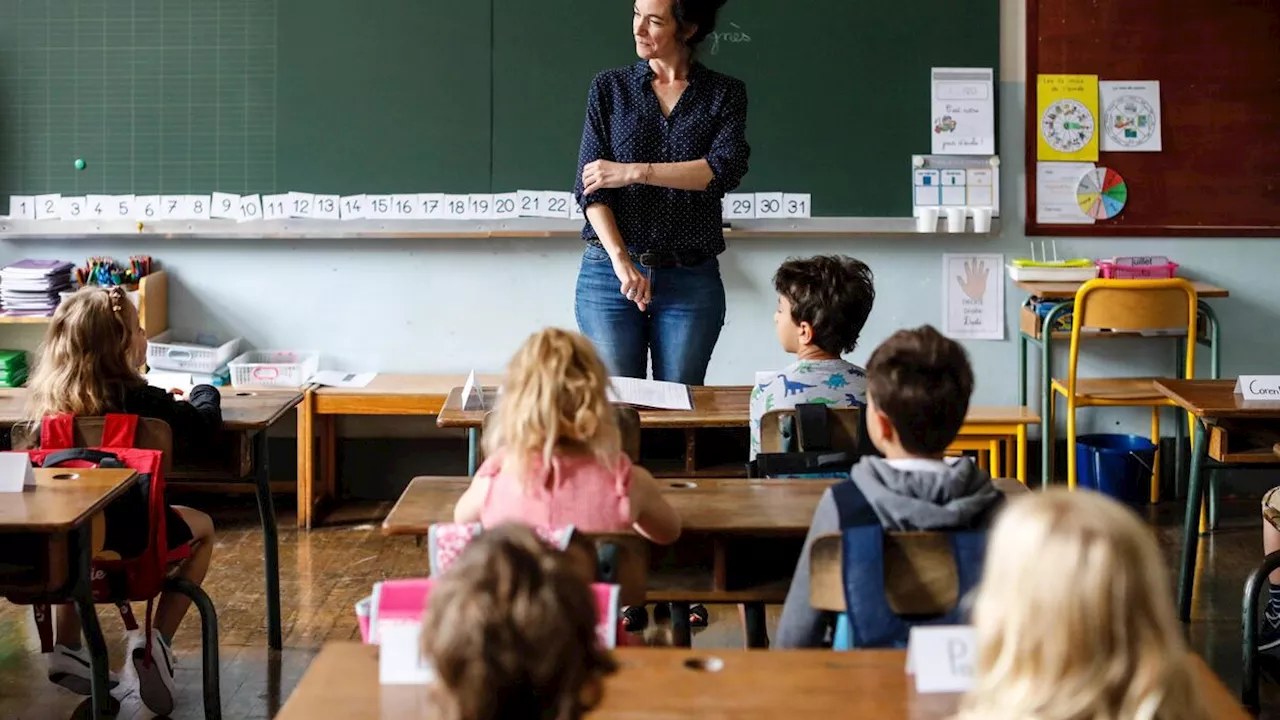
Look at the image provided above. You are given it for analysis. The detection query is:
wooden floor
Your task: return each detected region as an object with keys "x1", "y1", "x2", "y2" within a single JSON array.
[{"x1": 1, "y1": 492, "x2": 1279, "y2": 718}]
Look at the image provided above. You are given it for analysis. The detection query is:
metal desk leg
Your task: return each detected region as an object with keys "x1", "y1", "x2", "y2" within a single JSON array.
[
  {"x1": 670, "y1": 602, "x2": 692, "y2": 648},
  {"x1": 253, "y1": 431, "x2": 282, "y2": 649},
  {"x1": 72, "y1": 526, "x2": 117, "y2": 719},
  {"x1": 1177, "y1": 419, "x2": 1208, "y2": 622},
  {"x1": 1017, "y1": 330, "x2": 1028, "y2": 407},
  {"x1": 467, "y1": 428, "x2": 479, "y2": 475},
  {"x1": 1040, "y1": 303, "x2": 1071, "y2": 486}
]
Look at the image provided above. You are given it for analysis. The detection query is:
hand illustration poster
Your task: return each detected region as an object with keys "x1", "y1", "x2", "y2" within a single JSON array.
[
  {"x1": 1037, "y1": 75, "x2": 1100, "y2": 162},
  {"x1": 943, "y1": 254, "x2": 1004, "y2": 341},
  {"x1": 1100, "y1": 81, "x2": 1162, "y2": 152},
  {"x1": 931, "y1": 68, "x2": 995, "y2": 155}
]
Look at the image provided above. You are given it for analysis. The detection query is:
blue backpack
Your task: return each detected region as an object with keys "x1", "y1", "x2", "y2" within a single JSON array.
[{"x1": 829, "y1": 478, "x2": 989, "y2": 650}]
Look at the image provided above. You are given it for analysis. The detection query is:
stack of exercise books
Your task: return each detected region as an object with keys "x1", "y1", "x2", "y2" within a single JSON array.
[
  {"x1": 0, "y1": 259, "x2": 73, "y2": 317},
  {"x1": 0, "y1": 350, "x2": 28, "y2": 388}
]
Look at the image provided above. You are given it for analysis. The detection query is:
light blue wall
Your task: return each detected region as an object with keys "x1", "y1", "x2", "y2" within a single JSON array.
[{"x1": 3, "y1": 86, "x2": 1276, "y2": 438}]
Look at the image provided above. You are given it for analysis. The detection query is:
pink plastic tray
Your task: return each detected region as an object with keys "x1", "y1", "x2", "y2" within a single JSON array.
[{"x1": 1096, "y1": 256, "x2": 1179, "y2": 279}]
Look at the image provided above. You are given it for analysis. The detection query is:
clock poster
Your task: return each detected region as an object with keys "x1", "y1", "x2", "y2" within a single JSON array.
[{"x1": 1037, "y1": 74, "x2": 1100, "y2": 162}]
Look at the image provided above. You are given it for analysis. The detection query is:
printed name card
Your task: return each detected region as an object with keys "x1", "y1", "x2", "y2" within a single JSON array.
[
  {"x1": 1234, "y1": 376, "x2": 1280, "y2": 401},
  {"x1": 904, "y1": 625, "x2": 976, "y2": 693},
  {"x1": 0, "y1": 452, "x2": 37, "y2": 493}
]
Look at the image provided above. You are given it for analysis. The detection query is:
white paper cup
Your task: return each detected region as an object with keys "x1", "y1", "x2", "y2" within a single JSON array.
[
  {"x1": 945, "y1": 207, "x2": 967, "y2": 233},
  {"x1": 915, "y1": 207, "x2": 940, "y2": 233},
  {"x1": 970, "y1": 207, "x2": 993, "y2": 233}
]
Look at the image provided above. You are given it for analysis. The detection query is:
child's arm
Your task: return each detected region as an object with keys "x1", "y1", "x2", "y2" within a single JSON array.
[
  {"x1": 129, "y1": 384, "x2": 222, "y2": 436},
  {"x1": 628, "y1": 466, "x2": 682, "y2": 545},
  {"x1": 774, "y1": 487, "x2": 840, "y2": 648},
  {"x1": 453, "y1": 474, "x2": 491, "y2": 524}
]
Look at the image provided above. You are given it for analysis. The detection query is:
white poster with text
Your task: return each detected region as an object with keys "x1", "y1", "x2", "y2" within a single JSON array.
[
  {"x1": 931, "y1": 68, "x2": 995, "y2": 155},
  {"x1": 943, "y1": 254, "x2": 1004, "y2": 340}
]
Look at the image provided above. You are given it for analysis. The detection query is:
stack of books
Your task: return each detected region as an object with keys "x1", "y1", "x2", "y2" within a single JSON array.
[
  {"x1": 0, "y1": 259, "x2": 74, "y2": 317},
  {"x1": 0, "y1": 350, "x2": 28, "y2": 388}
]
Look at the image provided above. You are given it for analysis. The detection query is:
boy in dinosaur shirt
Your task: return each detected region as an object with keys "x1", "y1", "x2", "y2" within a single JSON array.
[{"x1": 749, "y1": 255, "x2": 877, "y2": 459}]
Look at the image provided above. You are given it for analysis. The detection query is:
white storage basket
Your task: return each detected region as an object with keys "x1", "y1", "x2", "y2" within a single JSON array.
[
  {"x1": 147, "y1": 331, "x2": 241, "y2": 374},
  {"x1": 228, "y1": 350, "x2": 320, "y2": 389}
]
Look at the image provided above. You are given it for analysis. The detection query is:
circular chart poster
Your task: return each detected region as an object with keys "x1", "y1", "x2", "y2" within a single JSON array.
[{"x1": 1077, "y1": 167, "x2": 1128, "y2": 220}]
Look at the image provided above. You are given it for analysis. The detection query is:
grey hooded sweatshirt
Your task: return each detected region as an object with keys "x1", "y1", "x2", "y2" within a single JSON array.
[{"x1": 773, "y1": 456, "x2": 1003, "y2": 648}]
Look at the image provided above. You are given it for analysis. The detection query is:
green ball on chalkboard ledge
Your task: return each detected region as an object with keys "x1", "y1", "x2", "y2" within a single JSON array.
[{"x1": 74, "y1": 158, "x2": 86, "y2": 171}]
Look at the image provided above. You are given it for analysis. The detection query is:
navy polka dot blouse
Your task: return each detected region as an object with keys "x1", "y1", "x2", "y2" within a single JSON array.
[{"x1": 573, "y1": 61, "x2": 751, "y2": 255}]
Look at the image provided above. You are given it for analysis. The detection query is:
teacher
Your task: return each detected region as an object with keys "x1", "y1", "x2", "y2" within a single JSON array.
[{"x1": 573, "y1": 0, "x2": 750, "y2": 386}]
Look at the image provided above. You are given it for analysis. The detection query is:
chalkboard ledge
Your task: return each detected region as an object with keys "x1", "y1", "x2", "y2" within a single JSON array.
[{"x1": 0, "y1": 217, "x2": 1000, "y2": 240}]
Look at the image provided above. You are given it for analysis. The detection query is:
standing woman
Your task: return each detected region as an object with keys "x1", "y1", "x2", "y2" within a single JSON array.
[{"x1": 574, "y1": 0, "x2": 749, "y2": 386}]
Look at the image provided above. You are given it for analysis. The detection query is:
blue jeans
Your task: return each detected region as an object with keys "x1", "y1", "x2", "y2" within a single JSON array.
[{"x1": 574, "y1": 245, "x2": 726, "y2": 385}]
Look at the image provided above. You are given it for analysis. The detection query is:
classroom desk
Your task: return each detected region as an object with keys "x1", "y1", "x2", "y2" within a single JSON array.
[
  {"x1": 274, "y1": 642, "x2": 1250, "y2": 720},
  {"x1": 298, "y1": 373, "x2": 504, "y2": 529},
  {"x1": 1014, "y1": 279, "x2": 1228, "y2": 486},
  {"x1": 0, "y1": 385, "x2": 302, "y2": 651},
  {"x1": 1153, "y1": 380, "x2": 1280, "y2": 628},
  {"x1": 0, "y1": 468, "x2": 140, "y2": 719},
  {"x1": 438, "y1": 386, "x2": 1037, "y2": 481}
]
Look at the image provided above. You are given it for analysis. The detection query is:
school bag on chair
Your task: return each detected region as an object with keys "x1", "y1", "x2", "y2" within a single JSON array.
[{"x1": 24, "y1": 413, "x2": 187, "y2": 671}]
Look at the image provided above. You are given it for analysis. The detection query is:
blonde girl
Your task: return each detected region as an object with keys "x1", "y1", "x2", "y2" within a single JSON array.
[
  {"x1": 26, "y1": 286, "x2": 220, "y2": 716},
  {"x1": 954, "y1": 489, "x2": 1208, "y2": 720},
  {"x1": 454, "y1": 327, "x2": 680, "y2": 545}
]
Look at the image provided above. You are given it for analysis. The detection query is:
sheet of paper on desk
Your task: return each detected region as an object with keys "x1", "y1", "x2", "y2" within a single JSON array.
[
  {"x1": 145, "y1": 371, "x2": 194, "y2": 395},
  {"x1": 310, "y1": 371, "x2": 377, "y2": 389},
  {"x1": 607, "y1": 377, "x2": 692, "y2": 410},
  {"x1": 0, "y1": 451, "x2": 37, "y2": 492}
]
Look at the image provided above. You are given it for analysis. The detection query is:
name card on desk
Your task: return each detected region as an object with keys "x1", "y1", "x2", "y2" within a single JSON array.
[
  {"x1": 905, "y1": 625, "x2": 976, "y2": 693},
  {"x1": 0, "y1": 452, "x2": 37, "y2": 493},
  {"x1": 1234, "y1": 376, "x2": 1280, "y2": 400}
]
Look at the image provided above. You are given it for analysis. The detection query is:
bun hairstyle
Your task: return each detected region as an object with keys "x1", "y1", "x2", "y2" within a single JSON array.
[{"x1": 673, "y1": 0, "x2": 729, "y2": 54}]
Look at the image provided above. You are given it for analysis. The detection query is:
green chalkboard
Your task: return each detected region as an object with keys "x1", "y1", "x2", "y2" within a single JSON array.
[
  {"x1": 493, "y1": 0, "x2": 1000, "y2": 216},
  {"x1": 0, "y1": 0, "x2": 998, "y2": 216}
]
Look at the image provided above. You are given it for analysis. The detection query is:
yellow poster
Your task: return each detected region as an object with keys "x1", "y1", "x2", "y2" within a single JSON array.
[{"x1": 1037, "y1": 74, "x2": 1100, "y2": 161}]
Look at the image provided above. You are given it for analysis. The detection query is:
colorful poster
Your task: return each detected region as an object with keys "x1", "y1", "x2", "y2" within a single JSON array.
[
  {"x1": 930, "y1": 68, "x2": 995, "y2": 155},
  {"x1": 1036, "y1": 74, "x2": 1100, "y2": 162},
  {"x1": 1076, "y1": 167, "x2": 1128, "y2": 220},
  {"x1": 1100, "y1": 81, "x2": 1162, "y2": 152}
]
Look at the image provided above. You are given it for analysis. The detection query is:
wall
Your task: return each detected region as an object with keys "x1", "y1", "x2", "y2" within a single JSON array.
[{"x1": 3, "y1": 0, "x2": 1277, "y2": 443}]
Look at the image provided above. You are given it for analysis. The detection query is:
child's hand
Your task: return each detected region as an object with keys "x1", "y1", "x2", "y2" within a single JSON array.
[{"x1": 169, "y1": 388, "x2": 185, "y2": 398}]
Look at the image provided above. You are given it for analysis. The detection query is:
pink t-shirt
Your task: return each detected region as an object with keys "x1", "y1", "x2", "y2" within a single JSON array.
[{"x1": 477, "y1": 449, "x2": 634, "y2": 533}]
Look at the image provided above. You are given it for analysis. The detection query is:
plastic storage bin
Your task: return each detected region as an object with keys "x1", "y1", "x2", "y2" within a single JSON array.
[
  {"x1": 1075, "y1": 433, "x2": 1157, "y2": 508},
  {"x1": 1096, "y1": 256, "x2": 1179, "y2": 279},
  {"x1": 147, "y1": 330, "x2": 241, "y2": 374},
  {"x1": 228, "y1": 350, "x2": 319, "y2": 388}
]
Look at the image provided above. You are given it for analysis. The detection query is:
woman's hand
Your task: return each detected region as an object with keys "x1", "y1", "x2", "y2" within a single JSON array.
[
  {"x1": 610, "y1": 252, "x2": 651, "y2": 311},
  {"x1": 583, "y1": 160, "x2": 642, "y2": 195}
]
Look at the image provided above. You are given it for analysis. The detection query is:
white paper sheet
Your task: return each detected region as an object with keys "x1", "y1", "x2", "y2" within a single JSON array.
[
  {"x1": 607, "y1": 377, "x2": 692, "y2": 410},
  {"x1": 310, "y1": 371, "x2": 377, "y2": 388},
  {"x1": 931, "y1": 68, "x2": 995, "y2": 155},
  {"x1": 145, "y1": 371, "x2": 195, "y2": 395},
  {"x1": 0, "y1": 452, "x2": 37, "y2": 493},
  {"x1": 943, "y1": 253, "x2": 1004, "y2": 341},
  {"x1": 1100, "y1": 81, "x2": 1162, "y2": 152},
  {"x1": 1035, "y1": 161, "x2": 1095, "y2": 224}
]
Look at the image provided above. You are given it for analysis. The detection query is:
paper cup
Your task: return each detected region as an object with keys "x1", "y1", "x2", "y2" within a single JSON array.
[
  {"x1": 915, "y1": 207, "x2": 940, "y2": 233},
  {"x1": 970, "y1": 207, "x2": 993, "y2": 233},
  {"x1": 945, "y1": 207, "x2": 967, "y2": 233}
]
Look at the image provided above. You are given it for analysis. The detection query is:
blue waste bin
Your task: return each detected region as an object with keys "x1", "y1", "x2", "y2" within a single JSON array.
[{"x1": 1075, "y1": 434, "x2": 1157, "y2": 507}]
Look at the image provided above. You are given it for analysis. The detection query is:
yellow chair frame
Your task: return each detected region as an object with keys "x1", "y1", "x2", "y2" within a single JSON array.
[{"x1": 1048, "y1": 278, "x2": 1198, "y2": 499}]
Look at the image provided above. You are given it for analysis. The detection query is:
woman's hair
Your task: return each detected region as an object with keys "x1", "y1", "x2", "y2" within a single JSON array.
[
  {"x1": 421, "y1": 523, "x2": 617, "y2": 720},
  {"x1": 485, "y1": 327, "x2": 621, "y2": 481},
  {"x1": 672, "y1": 0, "x2": 728, "y2": 54},
  {"x1": 954, "y1": 489, "x2": 1208, "y2": 720},
  {"x1": 25, "y1": 286, "x2": 144, "y2": 422}
]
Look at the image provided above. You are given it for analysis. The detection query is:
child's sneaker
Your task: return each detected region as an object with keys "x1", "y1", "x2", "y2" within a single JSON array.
[
  {"x1": 129, "y1": 629, "x2": 176, "y2": 715},
  {"x1": 46, "y1": 644, "x2": 121, "y2": 695}
]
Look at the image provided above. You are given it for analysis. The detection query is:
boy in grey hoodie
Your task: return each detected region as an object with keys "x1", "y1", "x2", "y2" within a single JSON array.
[{"x1": 775, "y1": 324, "x2": 1004, "y2": 648}]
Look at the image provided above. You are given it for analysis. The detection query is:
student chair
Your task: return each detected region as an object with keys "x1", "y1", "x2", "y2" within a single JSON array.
[
  {"x1": 759, "y1": 406, "x2": 864, "y2": 456},
  {"x1": 11, "y1": 417, "x2": 223, "y2": 719},
  {"x1": 478, "y1": 406, "x2": 642, "y2": 465},
  {"x1": 1047, "y1": 279, "x2": 1198, "y2": 502}
]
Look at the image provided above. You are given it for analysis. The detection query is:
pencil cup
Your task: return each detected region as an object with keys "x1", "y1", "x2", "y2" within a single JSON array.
[
  {"x1": 970, "y1": 207, "x2": 993, "y2": 233},
  {"x1": 945, "y1": 207, "x2": 967, "y2": 233},
  {"x1": 915, "y1": 207, "x2": 940, "y2": 233}
]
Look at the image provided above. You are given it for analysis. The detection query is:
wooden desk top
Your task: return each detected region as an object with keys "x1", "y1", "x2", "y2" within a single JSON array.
[
  {"x1": 0, "y1": 468, "x2": 138, "y2": 533},
  {"x1": 1014, "y1": 279, "x2": 1229, "y2": 300},
  {"x1": 1155, "y1": 380, "x2": 1280, "y2": 419},
  {"x1": 315, "y1": 374, "x2": 504, "y2": 397},
  {"x1": 275, "y1": 642, "x2": 1248, "y2": 720},
  {"x1": 438, "y1": 385, "x2": 1037, "y2": 430},
  {"x1": 382, "y1": 476, "x2": 832, "y2": 538},
  {"x1": 0, "y1": 387, "x2": 302, "y2": 432}
]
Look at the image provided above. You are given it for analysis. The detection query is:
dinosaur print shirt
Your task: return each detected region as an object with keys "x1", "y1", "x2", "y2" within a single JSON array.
[{"x1": 749, "y1": 358, "x2": 868, "y2": 459}]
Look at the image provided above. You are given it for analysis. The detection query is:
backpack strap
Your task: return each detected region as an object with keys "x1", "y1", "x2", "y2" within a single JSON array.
[
  {"x1": 831, "y1": 477, "x2": 879, "y2": 529},
  {"x1": 40, "y1": 414, "x2": 76, "y2": 450},
  {"x1": 38, "y1": 449, "x2": 124, "y2": 469},
  {"x1": 101, "y1": 414, "x2": 139, "y2": 448}
]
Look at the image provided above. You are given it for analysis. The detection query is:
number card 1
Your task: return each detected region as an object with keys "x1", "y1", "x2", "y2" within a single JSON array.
[
  {"x1": 8, "y1": 196, "x2": 36, "y2": 219},
  {"x1": 724, "y1": 193, "x2": 756, "y2": 219},
  {"x1": 212, "y1": 192, "x2": 240, "y2": 220},
  {"x1": 754, "y1": 192, "x2": 785, "y2": 219}
]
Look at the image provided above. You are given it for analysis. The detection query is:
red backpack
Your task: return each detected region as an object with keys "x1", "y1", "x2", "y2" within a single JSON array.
[{"x1": 26, "y1": 413, "x2": 188, "y2": 661}]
